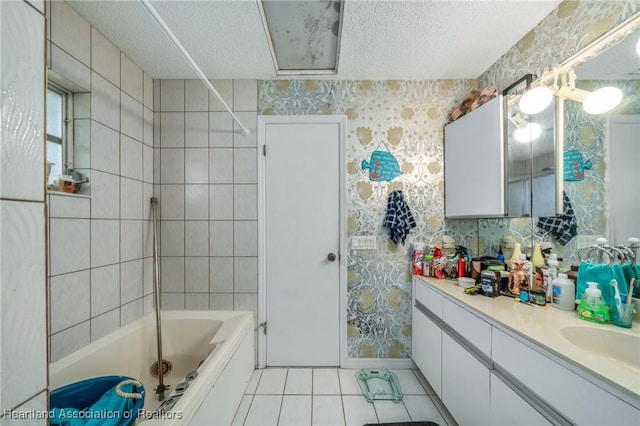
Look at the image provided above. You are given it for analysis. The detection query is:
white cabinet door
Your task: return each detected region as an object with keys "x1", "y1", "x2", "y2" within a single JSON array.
[
  {"x1": 490, "y1": 373, "x2": 551, "y2": 426},
  {"x1": 442, "y1": 333, "x2": 491, "y2": 425},
  {"x1": 444, "y1": 95, "x2": 505, "y2": 218},
  {"x1": 412, "y1": 305, "x2": 442, "y2": 398}
]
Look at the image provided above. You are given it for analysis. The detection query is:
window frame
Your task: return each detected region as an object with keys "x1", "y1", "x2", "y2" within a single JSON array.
[{"x1": 46, "y1": 82, "x2": 74, "y2": 176}]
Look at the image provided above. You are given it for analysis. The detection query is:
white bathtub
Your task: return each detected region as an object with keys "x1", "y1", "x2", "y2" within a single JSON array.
[{"x1": 49, "y1": 310, "x2": 255, "y2": 425}]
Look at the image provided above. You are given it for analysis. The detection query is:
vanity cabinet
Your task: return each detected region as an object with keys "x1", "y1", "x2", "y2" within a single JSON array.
[
  {"x1": 412, "y1": 276, "x2": 640, "y2": 426},
  {"x1": 444, "y1": 96, "x2": 505, "y2": 218}
]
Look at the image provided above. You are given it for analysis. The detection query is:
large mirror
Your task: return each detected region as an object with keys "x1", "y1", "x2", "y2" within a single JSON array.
[
  {"x1": 568, "y1": 27, "x2": 640, "y2": 247},
  {"x1": 505, "y1": 92, "x2": 559, "y2": 218}
]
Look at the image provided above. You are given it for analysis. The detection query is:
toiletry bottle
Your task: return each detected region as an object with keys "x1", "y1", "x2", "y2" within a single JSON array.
[
  {"x1": 433, "y1": 246, "x2": 447, "y2": 279},
  {"x1": 577, "y1": 282, "x2": 610, "y2": 323},
  {"x1": 423, "y1": 254, "x2": 433, "y2": 277},
  {"x1": 551, "y1": 273, "x2": 575, "y2": 310},
  {"x1": 497, "y1": 246, "x2": 505, "y2": 263},
  {"x1": 519, "y1": 254, "x2": 533, "y2": 293},
  {"x1": 509, "y1": 243, "x2": 522, "y2": 270},
  {"x1": 546, "y1": 254, "x2": 559, "y2": 302},
  {"x1": 531, "y1": 243, "x2": 544, "y2": 269},
  {"x1": 412, "y1": 242, "x2": 425, "y2": 275},
  {"x1": 509, "y1": 259, "x2": 530, "y2": 301}
]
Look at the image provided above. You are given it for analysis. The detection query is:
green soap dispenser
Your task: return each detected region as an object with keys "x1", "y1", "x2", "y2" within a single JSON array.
[{"x1": 577, "y1": 282, "x2": 610, "y2": 324}]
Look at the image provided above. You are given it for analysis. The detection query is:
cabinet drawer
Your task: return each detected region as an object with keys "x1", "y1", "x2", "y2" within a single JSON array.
[
  {"x1": 442, "y1": 298, "x2": 491, "y2": 357},
  {"x1": 414, "y1": 278, "x2": 443, "y2": 318},
  {"x1": 492, "y1": 328, "x2": 639, "y2": 425}
]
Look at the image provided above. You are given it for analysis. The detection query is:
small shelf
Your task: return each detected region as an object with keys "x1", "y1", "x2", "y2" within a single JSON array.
[{"x1": 47, "y1": 190, "x2": 90, "y2": 199}]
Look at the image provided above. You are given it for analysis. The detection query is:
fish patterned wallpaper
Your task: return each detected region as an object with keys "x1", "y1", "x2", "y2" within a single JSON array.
[{"x1": 258, "y1": 1, "x2": 640, "y2": 358}]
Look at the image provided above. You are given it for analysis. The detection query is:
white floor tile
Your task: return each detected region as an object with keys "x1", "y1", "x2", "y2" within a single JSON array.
[
  {"x1": 244, "y1": 395, "x2": 282, "y2": 426},
  {"x1": 256, "y1": 368, "x2": 287, "y2": 394},
  {"x1": 245, "y1": 369, "x2": 263, "y2": 394},
  {"x1": 231, "y1": 395, "x2": 253, "y2": 425},
  {"x1": 338, "y1": 369, "x2": 362, "y2": 395},
  {"x1": 392, "y1": 369, "x2": 428, "y2": 395},
  {"x1": 279, "y1": 395, "x2": 312, "y2": 426},
  {"x1": 404, "y1": 394, "x2": 447, "y2": 424},
  {"x1": 312, "y1": 395, "x2": 345, "y2": 426},
  {"x1": 285, "y1": 368, "x2": 313, "y2": 394},
  {"x1": 313, "y1": 368, "x2": 341, "y2": 394},
  {"x1": 373, "y1": 400, "x2": 411, "y2": 423},
  {"x1": 342, "y1": 395, "x2": 378, "y2": 426}
]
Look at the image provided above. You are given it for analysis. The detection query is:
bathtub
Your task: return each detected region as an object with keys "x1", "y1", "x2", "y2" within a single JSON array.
[{"x1": 49, "y1": 310, "x2": 255, "y2": 425}]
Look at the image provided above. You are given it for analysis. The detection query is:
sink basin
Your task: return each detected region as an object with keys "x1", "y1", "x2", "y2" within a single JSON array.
[{"x1": 560, "y1": 326, "x2": 640, "y2": 369}]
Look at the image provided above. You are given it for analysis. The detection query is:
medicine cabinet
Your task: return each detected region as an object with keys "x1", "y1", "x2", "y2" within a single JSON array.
[
  {"x1": 444, "y1": 95, "x2": 505, "y2": 218},
  {"x1": 444, "y1": 93, "x2": 561, "y2": 218}
]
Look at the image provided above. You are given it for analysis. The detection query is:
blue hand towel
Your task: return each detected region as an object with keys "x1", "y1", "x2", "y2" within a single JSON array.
[
  {"x1": 576, "y1": 262, "x2": 629, "y2": 304},
  {"x1": 382, "y1": 190, "x2": 416, "y2": 245}
]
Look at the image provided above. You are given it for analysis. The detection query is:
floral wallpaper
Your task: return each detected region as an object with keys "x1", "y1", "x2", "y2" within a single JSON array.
[{"x1": 258, "y1": 1, "x2": 640, "y2": 358}]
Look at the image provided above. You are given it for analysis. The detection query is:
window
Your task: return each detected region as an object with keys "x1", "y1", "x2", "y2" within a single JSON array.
[{"x1": 46, "y1": 84, "x2": 73, "y2": 182}]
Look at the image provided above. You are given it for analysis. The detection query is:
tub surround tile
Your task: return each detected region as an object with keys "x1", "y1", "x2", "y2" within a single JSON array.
[
  {"x1": 91, "y1": 219, "x2": 119, "y2": 267},
  {"x1": 120, "y1": 92, "x2": 143, "y2": 142},
  {"x1": 120, "y1": 53, "x2": 143, "y2": 104},
  {"x1": 160, "y1": 221, "x2": 184, "y2": 257},
  {"x1": 120, "y1": 259, "x2": 143, "y2": 304},
  {"x1": 208, "y1": 79, "x2": 233, "y2": 112},
  {"x1": 161, "y1": 292, "x2": 185, "y2": 310},
  {"x1": 74, "y1": 119, "x2": 91, "y2": 169},
  {"x1": 234, "y1": 221, "x2": 257, "y2": 257},
  {"x1": 160, "y1": 112, "x2": 185, "y2": 148},
  {"x1": 49, "y1": 218, "x2": 90, "y2": 276},
  {"x1": 121, "y1": 299, "x2": 144, "y2": 326},
  {"x1": 233, "y1": 148, "x2": 257, "y2": 184},
  {"x1": 91, "y1": 121, "x2": 120, "y2": 175},
  {"x1": 185, "y1": 221, "x2": 209, "y2": 256},
  {"x1": 143, "y1": 257, "x2": 154, "y2": 295},
  {"x1": 160, "y1": 148, "x2": 185, "y2": 184},
  {"x1": 233, "y1": 112, "x2": 258, "y2": 148},
  {"x1": 279, "y1": 395, "x2": 312, "y2": 426},
  {"x1": 50, "y1": 270, "x2": 91, "y2": 334},
  {"x1": 209, "y1": 148, "x2": 234, "y2": 183},
  {"x1": 185, "y1": 293, "x2": 209, "y2": 310},
  {"x1": 185, "y1": 80, "x2": 209, "y2": 111},
  {"x1": 50, "y1": 0, "x2": 90, "y2": 66},
  {"x1": 50, "y1": 321, "x2": 90, "y2": 364},
  {"x1": 233, "y1": 293, "x2": 257, "y2": 319},
  {"x1": 90, "y1": 171, "x2": 120, "y2": 219},
  {"x1": 160, "y1": 257, "x2": 185, "y2": 292},
  {"x1": 50, "y1": 43, "x2": 91, "y2": 91},
  {"x1": 143, "y1": 107, "x2": 154, "y2": 148},
  {"x1": 233, "y1": 80, "x2": 258, "y2": 112},
  {"x1": 185, "y1": 112, "x2": 209, "y2": 147},
  {"x1": 185, "y1": 257, "x2": 209, "y2": 293},
  {"x1": 160, "y1": 80, "x2": 185, "y2": 112},
  {"x1": 185, "y1": 185, "x2": 209, "y2": 220},
  {"x1": 91, "y1": 264, "x2": 120, "y2": 316},
  {"x1": 48, "y1": 193, "x2": 90, "y2": 218},
  {"x1": 120, "y1": 178, "x2": 143, "y2": 220},
  {"x1": 234, "y1": 257, "x2": 258, "y2": 293},
  {"x1": 210, "y1": 112, "x2": 234, "y2": 147},
  {"x1": 144, "y1": 73, "x2": 154, "y2": 110},
  {"x1": 91, "y1": 72, "x2": 120, "y2": 131},
  {"x1": 210, "y1": 184, "x2": 234, "y2": 220},
  {"x1": 91, "y1": 308, "x2": 120, "y2": 342},
  {"x1": 0, "y1": 201, "x2": 47, "y2": 410},
  {"x1": 120, "y1": 135, "x2": 143, "y2": 181},
  {"x1": 160, "y1": 185, "x2": 185, "y2": 220},
  {"x1": 143, "y1": 144, "x2": 154, "y2": 184},
  {"x1": 210, "y1": 221, "x2": 234, "y2": 256},
  {"x1": 210, "y1": 257, "x2": 233, "y2": 293},
  {"x1": 209, "y1": 293, "x2": 233, "y2": 311},
  {"x1": 233, "y1": 184, "x2": 257, "y2": 220},
  {"x1": 185, "y1": 148, "x2": 209, "y2": 183},
  {"x1": 91, "y1": 28, "x2": 120, "y2": 87}
]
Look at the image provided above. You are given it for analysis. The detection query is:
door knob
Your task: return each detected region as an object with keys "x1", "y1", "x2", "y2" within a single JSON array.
[{"x1": 327, "y1": 253, "x2": 337, "y2": 262}]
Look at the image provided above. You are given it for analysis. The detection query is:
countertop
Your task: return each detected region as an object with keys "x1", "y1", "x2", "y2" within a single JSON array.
[{"x1": 413, "y1": 275, "x2": 640, "y2": 402}]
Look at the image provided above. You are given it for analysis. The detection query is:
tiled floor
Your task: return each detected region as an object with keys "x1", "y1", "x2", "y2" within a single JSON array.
[{"x1": 231, "y1": 368, "x2": 455, "y2": 426}]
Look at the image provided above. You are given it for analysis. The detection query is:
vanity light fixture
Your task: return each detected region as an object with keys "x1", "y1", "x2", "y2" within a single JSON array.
[
  {"x1": 520, "y1": 69, "x2": 622, "y2": 115},
  {"x1": 514, "y1": 122, "x2": 542, "y2": 143}
]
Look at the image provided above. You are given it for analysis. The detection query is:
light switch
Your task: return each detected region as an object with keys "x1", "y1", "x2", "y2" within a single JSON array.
[{"x1": 353, "y1": 236, "x2": 376, "y2": 250}]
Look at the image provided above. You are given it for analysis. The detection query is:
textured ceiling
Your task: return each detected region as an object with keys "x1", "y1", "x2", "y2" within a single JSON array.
[{"x1": 67, "y1": 0, "x2": 563, "y2": 80}]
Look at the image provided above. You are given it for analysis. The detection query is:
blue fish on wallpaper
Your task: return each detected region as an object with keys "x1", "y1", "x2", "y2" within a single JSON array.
[
  {"x1": 563, "y1": 149, "x2": 593, "y2": 181},
  {"x1": 362, "y1": 150, "x2": 403, "y2": 182}
]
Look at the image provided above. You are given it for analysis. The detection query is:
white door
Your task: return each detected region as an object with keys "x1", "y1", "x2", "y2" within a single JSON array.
[
  {"x1": 607, "y1": 115, "x2": 640, "y2": 245},
  {"x1": 258, "y1": 115, "x2": 346, "y2": 367}
]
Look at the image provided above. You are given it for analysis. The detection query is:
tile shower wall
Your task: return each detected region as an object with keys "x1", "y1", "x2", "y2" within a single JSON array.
[
  {"x1": 47, "y1": 1, "x2": 155, "y2": 363},
  {"x1": 155, "y1": 79, "x2": 258, "y2": 318},
  {"x1": 1, "y1": 0, "x2": 47, "y2": 417}
]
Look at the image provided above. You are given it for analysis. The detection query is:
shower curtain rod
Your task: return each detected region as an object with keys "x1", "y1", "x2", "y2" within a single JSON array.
[{"x1": 140, "y1": 0, "x2": 251, "y2": 136}]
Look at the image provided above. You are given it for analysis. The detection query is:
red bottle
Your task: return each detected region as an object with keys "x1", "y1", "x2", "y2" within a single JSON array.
[
  {"x1": 433, "y1": 246, "x2": 447, "y2": 279},
  {"x1": 458, "y1": 256, "x2": 466, "y2": 277}
]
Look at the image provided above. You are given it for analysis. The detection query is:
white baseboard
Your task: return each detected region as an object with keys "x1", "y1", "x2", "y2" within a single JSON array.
[{"x1": 342, "y1": 358, "x2": 417, "y2": 370}]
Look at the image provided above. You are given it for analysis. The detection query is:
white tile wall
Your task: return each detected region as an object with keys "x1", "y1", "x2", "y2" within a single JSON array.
[
  {"x1": 50, "y1": 1, "x2": 90, "y2": 66},
  {"x1": 50, "y1": 270, "x2": 91, "y2": 334},
  {"x1": 91, "y1": 308, "x2": 120, "y2": 341},
  {"x1": 0, "y1": 201, "x2": 47, "y2": 411},
  {"x1": 91, "y1": 72, "x2": 121, "y2": 130},
  {"x1": 91, "y1": 264, "x2": 120, "y2": 315},
  {"x1": 49, "y1": 218, "x2": 90, "y2": 275},
  {"x1": 121, "y1": 135, "x2": 143, "y2": 180},
  {"x1": 121, "y1": 53, "x2": 143, "y2": 103},
  {"x1": 91, "y1": 28, "x2": 120, "y2": 87},
  {"x1": 121, "y1": 92, "x2": 143, "y2": 141},
  {"x1": 91, "y1": 121, "x2": 120, "y2": 174},
  {"x1": 91, "y1": 219, "x2": 120, "y2": 267},
  {"x1": 208, "y1": 79, "x2": 233, "y2": 111}
]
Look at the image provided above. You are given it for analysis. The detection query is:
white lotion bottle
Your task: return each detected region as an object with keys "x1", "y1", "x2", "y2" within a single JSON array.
[{"x1": 551, "y1": 273, "x2": 575, "y2": 310}]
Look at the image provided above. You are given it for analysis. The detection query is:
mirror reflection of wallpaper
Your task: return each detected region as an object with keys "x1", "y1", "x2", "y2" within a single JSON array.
[{"x1": 259, "y1": 80, "x2": 477, "y2": 358}]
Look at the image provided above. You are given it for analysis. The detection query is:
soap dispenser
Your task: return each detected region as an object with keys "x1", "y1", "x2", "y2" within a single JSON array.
[{"x1": 577, "y1": 282, "x2": 610, "y2": 324}]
